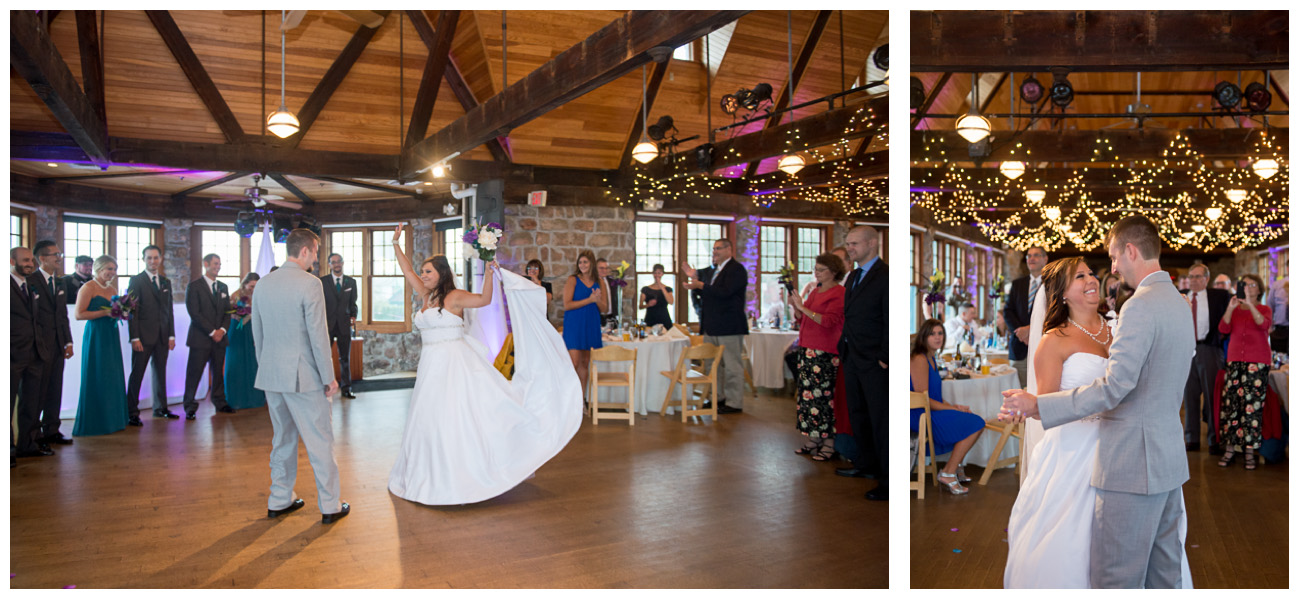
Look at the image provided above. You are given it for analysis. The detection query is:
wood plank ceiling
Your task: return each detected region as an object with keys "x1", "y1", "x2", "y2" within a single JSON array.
[{"x1": 11, "y1": 10, "x2": 888, "y2": 216}]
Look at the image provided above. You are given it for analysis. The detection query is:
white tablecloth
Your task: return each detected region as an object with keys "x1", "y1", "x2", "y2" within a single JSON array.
[
  {"x1": 745, "y1": 330, "x2": 800, "y2": 388},
  {"x1": 940, "y1": 371, "x2": 1019, "y2": 467},
  {"x1": 594, "y1": 337, "x2": 690, "y2": 414},
  {"x1": 59, "y1": 304, "x2": 209, "y2": 418},
  {"x1": 1269, "y1": 367, "x2": 1289, "y2": 412}
]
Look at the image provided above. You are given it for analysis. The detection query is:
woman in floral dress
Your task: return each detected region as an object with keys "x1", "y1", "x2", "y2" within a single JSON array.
[
  {"x1": 788, "y1": 253, "x2": 847, "y2": 461},
  {"x1": 1217, "y1": 273, "x2": 1273, "y2": 470}
]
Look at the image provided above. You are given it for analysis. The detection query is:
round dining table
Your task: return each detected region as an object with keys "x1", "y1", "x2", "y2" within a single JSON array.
[
  {"x1": 745, "y1": 329, "x2": 800, "y2": 389},
  {"x1": 1268, "y1": 365, "x2": 1289, "y2": 412},
  {"x1": 594, "y1": 335, "x2": 691, "y2": 415},
  {"x1": 939, "y1": 371, "x2": 1020, "y2": 468}
]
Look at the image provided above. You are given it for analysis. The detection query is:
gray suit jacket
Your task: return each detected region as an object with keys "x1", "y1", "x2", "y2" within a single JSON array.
[
  {"x1": 251, "y1": 260, "x2": 336, "y2": 393},
  {"x1": 1038, "y1": 271, "x2": 1193, "y2": 495}
]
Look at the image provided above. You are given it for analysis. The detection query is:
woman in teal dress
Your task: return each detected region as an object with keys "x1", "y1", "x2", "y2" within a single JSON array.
[
  {"x1": 225, "y1": 272, "x2": 265, "y2": 409},
  {"x1": 72, "y1": 255, "x2": 129, "y2": 436}
]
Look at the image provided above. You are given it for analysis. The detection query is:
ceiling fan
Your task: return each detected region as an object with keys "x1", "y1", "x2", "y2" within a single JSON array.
[{"x1": 212, "y1": 174, "x2": 302, "y2": 210}]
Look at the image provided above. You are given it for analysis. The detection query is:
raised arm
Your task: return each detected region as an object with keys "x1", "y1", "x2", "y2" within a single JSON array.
[
  {"x1": 449, "y1": 261, "x2": 498, "y2": 310},
  {"x1": 392, "y1": 223, "x2": 432, "y2": 299}
]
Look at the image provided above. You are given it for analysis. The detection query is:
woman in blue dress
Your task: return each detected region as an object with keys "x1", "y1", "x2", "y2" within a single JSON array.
[
  {"x1": 225, "y1": 272, "x2": 265, "y2": 409},
  {"x1": 562, "y1": 250, "x2": 607, "y2": 401},
  {"x1": 72, "y1": 255, "x2": 129, "y2": 437},
  {"x1": 910, "y1": 317, "x2": 985, "y2": 495}
]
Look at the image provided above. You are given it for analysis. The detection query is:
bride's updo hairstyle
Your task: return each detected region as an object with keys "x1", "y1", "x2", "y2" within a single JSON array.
[
  {"x1": 420, "y1": 254, "x2": 457, "y2": 313},
  {"x1": 1039, "y1": 256, "x2": 1106, "y2": 336}
]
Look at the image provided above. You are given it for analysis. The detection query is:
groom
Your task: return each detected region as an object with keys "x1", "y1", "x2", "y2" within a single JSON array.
[
  {"x1": 1000, "y1": 215, "x2": 1193, "y2": 588},
  {"x1": 252, "y1": 229, "x2": 349, "y2": 524}
]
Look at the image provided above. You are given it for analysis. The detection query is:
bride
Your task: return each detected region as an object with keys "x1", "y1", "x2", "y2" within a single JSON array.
[
  {"x1": 1004, "y1": 256, "x2": 1192, "y2": 588},
  {"x1": 387, "y1": 224, "x2": 583, "y2": 505}
]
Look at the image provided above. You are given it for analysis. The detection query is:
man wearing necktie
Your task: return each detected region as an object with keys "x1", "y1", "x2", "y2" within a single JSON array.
[
  {"x1": 1003, "y1": 246, "x2": 1048, "y2": 388},
  {"x1": 681, "y1": 239, "x2": 749, "y2": 414},
  {"x1": 596, "y1": 258, "x2": 620, "y2": 329},
  {"x1": 321, "y1": 253, "x2": 359, "y2": 399},
  {"x1": 127, "y1": 245, "x2": 177, "y2": 424},
  {"x1": 182, "y1": 253, "x2": 234, "y2": 419},
  {"x1": 31, "y1": 241, "x2": 75, "y2": 446},
  {"x1": 1180, "y1": 263, "x2": 1229, "y2": 453},
  {"x1": 11, "y1": 247, "x2": 55, "y2": 462},
  {"x1": 834, "y1": 226, "x2": 889, "y2": 501}
]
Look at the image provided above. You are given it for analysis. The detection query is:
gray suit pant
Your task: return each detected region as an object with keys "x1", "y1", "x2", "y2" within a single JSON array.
[
  {"x1": 703, "y1": 334, "x2": 746, "y2": 409},
  {"x1": 1091, "y1": 486, "x2": 1184, "y2": 589},
  {"x1": 265, "y1": 391, "x2": 341, "y2": 514},
  {"x1": 1011, "y1": 359, "x2": 1028, "y2": 389}
]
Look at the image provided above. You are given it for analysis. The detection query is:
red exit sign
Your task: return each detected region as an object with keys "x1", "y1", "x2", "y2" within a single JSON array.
[{"x1": 528, "y1": 190, "x2": 547, "y2": 206}]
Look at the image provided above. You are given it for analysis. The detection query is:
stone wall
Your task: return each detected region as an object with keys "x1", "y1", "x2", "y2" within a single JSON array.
[
  {"x1": 354, "y1": 218, "x2": 433, "y2": 376},
  {"x1": 162, "y1": 218, "x2": 193, "y2": 302}
]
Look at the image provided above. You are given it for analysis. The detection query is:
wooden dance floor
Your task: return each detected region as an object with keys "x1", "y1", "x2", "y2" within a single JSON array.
[
  {"x1": 10, "y1": 389, "x2": 885, "y2": 588},
  {"x1": 910, "y1": 447, "x2": 1289, "y2": 588}
]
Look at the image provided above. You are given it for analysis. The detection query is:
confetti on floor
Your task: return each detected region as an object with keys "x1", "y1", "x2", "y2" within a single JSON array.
[
  {"x1": 953, "y1": 549, "x2": 962, "y2": 553},
  {"x1": 950, "y1": 528, "x2": 959, "y2": 531}
]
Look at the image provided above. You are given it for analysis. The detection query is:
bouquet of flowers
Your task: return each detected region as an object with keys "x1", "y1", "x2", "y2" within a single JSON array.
[
  {"x1": 228, "y1": 297, "x2": 252, "y2": 327},
  {"x1": 777, "y1": 261, "x2": 797, "y2": 293},
  {"x1": 922, "y1": 271, "x2": 946, "y2": 305},
  {"x1": 611, "y1": 260, "x2": 631, "y2": 288},
  {"x1": 988, "y1": 274, "x2": 1007, "y2": 300},
  {"x1": 108, "y1": 293, "x2": 139, "y2": 322},
  {"x1": 462, "y1": 221, "x2": 504, "y2": 262}
]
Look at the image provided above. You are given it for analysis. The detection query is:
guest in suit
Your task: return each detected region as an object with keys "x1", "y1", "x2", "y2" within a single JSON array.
[
  {"x1": 321, "y1": 253, "x2": 359, "y2": 399},
  {"x1": 31, "y1": 241, "x2": 75, "y2": 445},
  {"x1": 11, "y1": 247, "x2": 54, "y2": 461},
  {"x1": 182, "y1": 253, "x2": 234, "y2": 419},
  {"x1": 253, "y1": 229, "x2": 349, "y2": 523},
  {"x1": 681, "y1": 239, "x2": 748, "y2": 414},
  {"x1": 62, "y1": 254, "x2": 93, "y2": 304},
  {"x1": 72, "y1": 256, "x2": 129, "y2": 437},
  {"x1": 1213, "y1": 273, "x2": 1234, "y2": 291},
  {"x1": 126, "y1": 245, "x2": 177, "y2": 425},
  {"x1": 690, "y1": 262, "x2": 715, "y2": 320},
  {"x1": 1003, "y1": 246, "x2": 1048, "y2": 387},
  {"x1": 1217, "y1": 273, "x2": 1273, "y2": 471},
  {"x1": 596, "y1": 258, "x2": 621, "y2": 328},
  {"x1": 789, "y1": 253, "x2": 847, "y2": 460},
  {"x1": 1180, "y1": 263, "x2": 1230, "y2": 452},
  {"x1": 836, "y1": 226, "x2": 889, "y2": 501}
]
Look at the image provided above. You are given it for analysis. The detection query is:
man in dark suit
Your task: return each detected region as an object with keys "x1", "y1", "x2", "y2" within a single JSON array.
[
  {"x1": 596, "y1": 258, "x2": 621, "y2": 328},
  {"x1": 11, "y1": 247, "x2": 54, "y2": 461},
  {"x1": 31, "y1": 241, "x2": 75, "y2": 446},
  {"x1": 321, "y1": 253, "x2": 359, "y2": 399},
  {"x1": 681, "y1": 239, "x2": 748, "y2": 414},
  {"x1": 1181, "y1": 263, "x2": 1230, "y2": 452},
  {"x1": 127, "y1": 245, "x2": 178, "y2": 425},
  {"x1": 62, "y1": 254, "x2": 93, "y2": 304},
  {"x1": 1003, "y1": 246, "x2": 1048, "y2": 388},
  {"x1": 836, "y1": 226, "x2": 889, "y2": 501},
  {"x1": 182, "y1": 253, "x2": 235, "y2": 419}
]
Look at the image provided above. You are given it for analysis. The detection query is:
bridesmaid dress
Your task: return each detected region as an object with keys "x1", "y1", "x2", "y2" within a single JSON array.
[
  {"x1": 224, "y1": 306, "x2": 266, "y2": 409},
  {"x1": 72, "y1": 295, "x2": 129, "y2": 436}
]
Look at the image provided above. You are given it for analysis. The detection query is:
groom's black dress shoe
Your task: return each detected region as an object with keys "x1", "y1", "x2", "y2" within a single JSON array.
[
  {"x1": 268, "y1": 499, "x2": 305, "y2": 518},
  {"x1": 1185, "y1": 442, "x2": 1200, "y2": 452},
  {"x1": 321, "y1": 502, "x2": 351, "y2": 524},
  {"x1": 154, "y1": 410, "x2": 179, "y2": 419},
  {"x1": 717, "y1": 404, "x2": 742, "y2": 414},
  {"x1": 865, "y1": 485, "x2": 888, "y2": 501},
  {"x1": 836, "y1": 467, "x2": 875, "y2": 479},
  {"x1": 16, "y1": 448, "x2": 55, "y2": 458},
  {"x1": 216, "y1": 406, "x2": 236, "y2": 414},
  {"x1": 341, "y1": 390, "x2": 356, "y2": 399},
  {"x1": 43, "y1": 433, "x2": 73, "y2": 446},
  {"x1": 127, "y1": 416, "x2": 144, "y2": 427},
  {"x1": 185, "y1": 412, "x2": 196, "y2": 421}
]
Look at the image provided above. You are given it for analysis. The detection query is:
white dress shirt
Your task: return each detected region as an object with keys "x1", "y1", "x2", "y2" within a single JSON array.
[
  {"x1": 203, "y1": 274, "x2": 226, "y2": 337},
  {"x1": 944, "y1": 316, "x2": 987, "y2": 352},
  {"x1": 1188, "y1": 289, "x2": 1210, "y2": 342}
]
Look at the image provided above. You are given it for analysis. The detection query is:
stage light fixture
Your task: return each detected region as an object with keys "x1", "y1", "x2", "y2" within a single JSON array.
[
  {"x1": 999, "y1": 161, "x2": 1025, "y2": 180},
  {"x1": 1205, "y1": 207, "x2": 1223, "y2": 221},
  {"x1": 910, "y1": 77, "x2": 925, "y2": 109},
  {"x1": 1244, "y1": 82, "x2": 1272, "y2": 112},
  {"x1": 738, "y1": 83, "x2": 774, "y2": 111},
  {"x1": 1019, "y1": 76, "x2": 1044, "y2": 104},
  {"x1": 1252, "y1": 158, "x2": 1279, "y2": 179},
  {"x1": 432, "y1": 164, "x2": 447, "y2": 178},
  {"x1": 1049, "y1": 78, "x2": 1073, "y2": 108},
  {"x1": 1223, "y1": 189, "x2": 1248, "y2": 204},
  {"x1": 297, "y1": 217, "x2": 322, "y2": 237},
  {"x1": 647, "y1": 115, "x2": 676, "y2": 141},
  {"x1": 695, "y1": 143, "x2": 715, "y2": 171},
  {"x1": 720, "y1": 94, "x2": 739, "y2": 115},
  {"x1": 273, "y1": 216, "x2": 293, "y2": 242},
  {"x1": 1213, "y1": 81, "x2": 1242, "y2": 109},
  {"x1": 234, "y1": 212, "x2": 257, "y2": 237},
  {"x1": 872, "y1": 44, "x2": 888, "y2": 71}
]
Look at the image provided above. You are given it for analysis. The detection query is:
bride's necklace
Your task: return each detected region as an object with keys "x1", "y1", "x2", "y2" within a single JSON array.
[{"x1": 1068, "y1": 315, "x2": 1110, "y2": 344}]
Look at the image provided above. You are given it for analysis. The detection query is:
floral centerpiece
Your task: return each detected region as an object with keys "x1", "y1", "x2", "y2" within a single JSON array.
[
  {"x1": 777, "y1": 261, "x2": 797, "y2": 292},
  {"x1": 610, "y1": 260, "x2": 631, "y2": 288},
  {"x1": 108, "y1": 293, "x2": 139, "y2": 322},
  {"x1": 922, "y1": 270, "x2": 946, "y2": 306},
  {"x1": 988, "y1": 274, "x2": 1007, "y2": 301},
  {"x1": 462, "y1": 221, "x2": 504, "y2": 262},
  {"x1": 228, "y1": 297, "x2": 252, "y2": 327}
]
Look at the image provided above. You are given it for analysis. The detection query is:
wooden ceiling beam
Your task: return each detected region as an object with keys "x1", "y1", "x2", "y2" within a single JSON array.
[
  {"x1": 39, "y1": 169, "x2": 191, "y2": 184},
  {"x1": 912, "y1": 166, "x2": 1290, "y2": 193},
  {"x1": 401, "y1": 10, "x2": 750, "y2": 178},
  {"x1": 10, "y1": 10, "x2": 110, "y2": 164},
  {"x1": 173, "y1": 172, "x2": 247, "y2": 201},
  {"x1": 979, "y1": 73, "x2": 1008, "y2": 114},
  {"x1": 404, "y1": 10, "x2": 459, "y2": 150},
  {"x1": 285, "y1": 12, "x2": 388, "y2": 148},
  {"x1": 912, "y1": 10, "x2": 1289, "y2": 73},
  {"x1": 912, "y1": 128, "x2": 1289, "y2": 163},
  {"x1": 407, "y1": 9, "x2": 512, "y2": 164},
  {"x1": 145, "y1": 11, "x2": 244, "y2": 143},
  {"x1": 618, "y1": 60, "x2": 669, "y2": 169},
  {"x1": 74, "y1": 11, "x2": 106, "y2": 127},
  {"x1": 267, "y1": 173, "x2": 314, "y2": 205},
  {"x1": 911, "y1": 72, "x2": 951, "y2": 129},
  {"x1": 299, "y1": 176, "x2": 423, "y2": 198},
  {"x1": 749, "y1": 150, "x2": 888, "y2": 195},
  {"x1": 742, "y1": 10, "x2": 833, "y2": 178}
]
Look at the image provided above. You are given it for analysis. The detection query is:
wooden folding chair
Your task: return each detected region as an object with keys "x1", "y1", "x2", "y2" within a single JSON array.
[
  {"x1": 978, "y1": 418, "x2": 1023, "y2": 485},
  {"x1": 659, "y1": 343, "x2": 723, "y2": 422},
  {"x1": 911, "y1": 391, "x2": 938, "y2": 498},
  {"x1": 589, "y1": 345, "x2": 637, "y2": 426}
]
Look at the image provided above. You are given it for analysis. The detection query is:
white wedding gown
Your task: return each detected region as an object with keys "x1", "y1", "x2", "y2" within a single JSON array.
[
  {"x1": 388, "y1": 268, "x2": 583, "y2": 505},
  {"x1": 1004, "y1": 352, "x2": 1193, "y2": 588}
]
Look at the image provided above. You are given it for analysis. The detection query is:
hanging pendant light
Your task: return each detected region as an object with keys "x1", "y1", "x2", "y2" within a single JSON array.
[
  {"x1": 956, "y1": 73, "x2": 991, "y2": 143},
  {"x1": 1252, "y1": 158, "x2": 1279, "y2": 179},
  {"x1": 999, "y1": 161, "x2": 1025, "y2": 179},
  {"x1": 632, "y1": 63, "x2": 658, "y2": 164},
  {"x1": 1223, "y1": 189, "x2": 1249, "y2": 204},
  {"x1": 778, "y1": 11, "x2": 804, "y2": 175},
  {"x1": 1205, "y1": 207, "x2": 1223, "y2": 221},
  {"x1": 1024, "y1": 189, "x2": 1046, "y2": 204},
  {"x1": 1043, "y1": 206, "x2": 1061, "y2": 222},
  {"x1": 266, "y1": 11, "x2": 300, "y2": 138}
]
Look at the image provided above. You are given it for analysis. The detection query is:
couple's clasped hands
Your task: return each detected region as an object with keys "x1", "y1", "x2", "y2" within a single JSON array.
[{"x1": 998, "y1": 389, "x2": 1040, "y2": 423}]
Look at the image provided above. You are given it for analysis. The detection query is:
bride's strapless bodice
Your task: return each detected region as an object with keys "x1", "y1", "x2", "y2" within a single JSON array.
[
  {"x1": 414, "y1": 307, "x2": 466, "y2": 345},
  {"x1": 1060, "y1": 353, "x2": 1107, "y2": 423}
]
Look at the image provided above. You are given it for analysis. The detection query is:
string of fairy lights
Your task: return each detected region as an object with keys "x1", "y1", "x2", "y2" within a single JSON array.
[
  {"x1": 607, "y1": 103, "x2": 887, "y2": 218},
  {"x1": 911, "y1": 130, "x2": 1289, "y2": 252}
]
